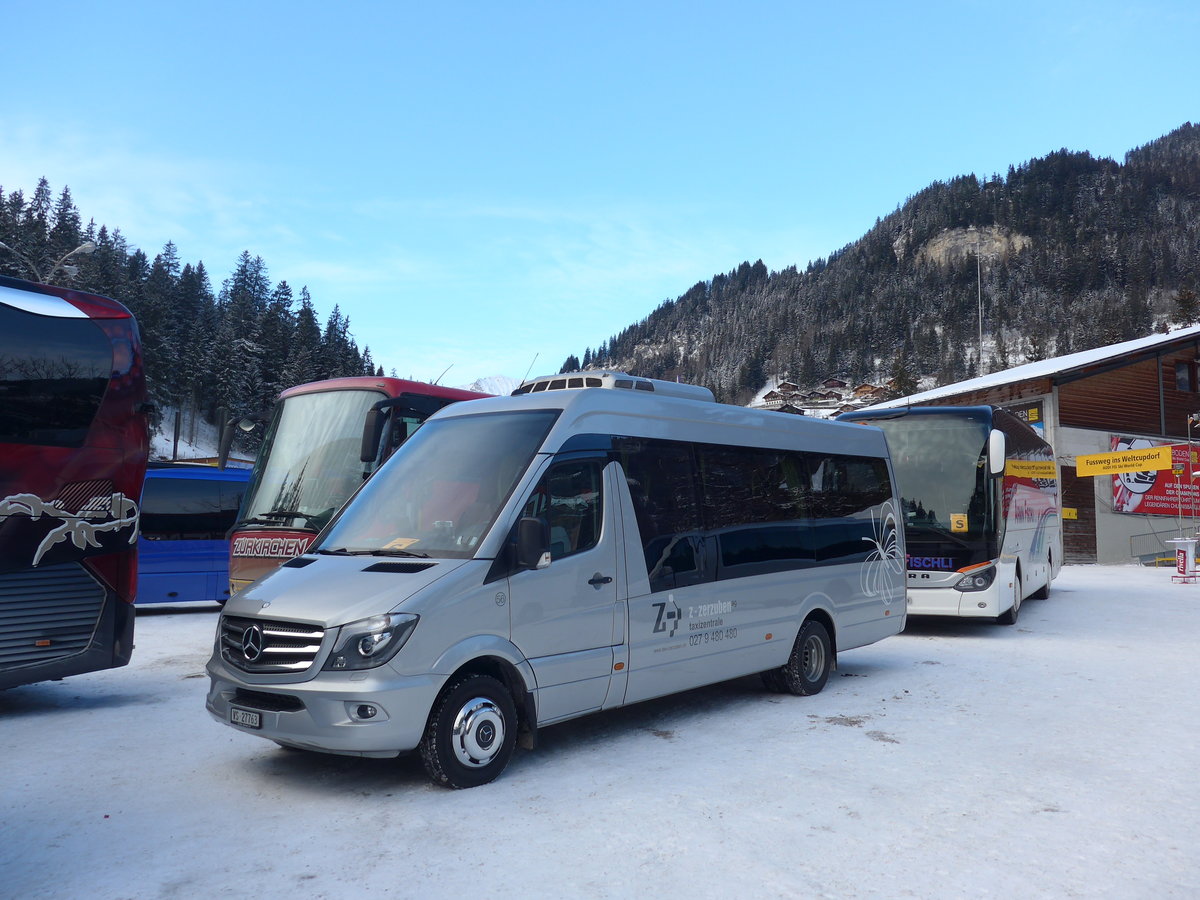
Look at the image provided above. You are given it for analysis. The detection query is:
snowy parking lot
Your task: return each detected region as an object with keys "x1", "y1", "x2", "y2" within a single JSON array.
[{"x1": 2, "y1": 565, "x2": 1198, "y2": 899}]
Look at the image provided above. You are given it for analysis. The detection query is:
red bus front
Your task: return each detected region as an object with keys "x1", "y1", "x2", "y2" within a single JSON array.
[
  {"x1": 228, "y1": 377, "x2": 489, "y2": 594},
  {"x1": 0, "y1": 276, "x2": 149, "y2": 689}
]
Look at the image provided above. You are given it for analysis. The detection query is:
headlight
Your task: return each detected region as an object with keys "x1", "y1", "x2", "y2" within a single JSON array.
[
  {"x1": 955, "y1": 566, "x2": 996, "y2": 592},
  {"x1": 323, "y1": 613, "x2": 419, "y2": 671}
]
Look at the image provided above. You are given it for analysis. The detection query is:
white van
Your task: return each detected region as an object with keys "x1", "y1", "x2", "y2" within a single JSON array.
[{"x1": 206, "y1": 373, "x2": 906, "y2": 788}]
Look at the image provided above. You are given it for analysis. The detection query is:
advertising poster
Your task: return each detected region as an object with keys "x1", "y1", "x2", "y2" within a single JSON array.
[
  {"x1": 1110, "y1": 436, "x2": 1200, "y2": 516},
  {"x1": 1006, "y1": 400, "x2": 1046, "y2": 437}
]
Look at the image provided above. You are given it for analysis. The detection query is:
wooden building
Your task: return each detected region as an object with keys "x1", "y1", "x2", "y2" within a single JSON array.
[{"x1": 872, "y1": 325, "x2": 1200, "y2": 564}]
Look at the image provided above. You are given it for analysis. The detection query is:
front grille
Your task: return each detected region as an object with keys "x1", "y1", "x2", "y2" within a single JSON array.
[
  {"x1": 233, "y1": 687, "x2": 306, "y2": 712},
  {"x1": 0, "y1": 563, "x2": 105, "y2": 672},
  {"x1": 220, "y1": 615, "x2": 326, "y2": 674}
]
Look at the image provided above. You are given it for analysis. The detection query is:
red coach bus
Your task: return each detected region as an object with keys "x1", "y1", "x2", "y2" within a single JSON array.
[
  {"x1": 225, "y1": 376, "x2": 490, "y2": 595},
  {"x1": 0, "y1": 276, "x2": 149, "y2": 689}
]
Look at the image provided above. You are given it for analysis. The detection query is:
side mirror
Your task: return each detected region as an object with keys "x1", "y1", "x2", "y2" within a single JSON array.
[
  {"x1": 988, "y1": 429, "x2": 1007, "y2": 476},
  {"x1": 218, "y1": 411, "x2": 267, "y2": 469},
  {"x1": 217, "y1": 417, "x2": 237, "y2": 470},
  {"x1": 515, "y1": 516, "x2": 551, "y2": 570},
  {"x1": 360, "y1": 407, "x2": 385, "y2": 462}
]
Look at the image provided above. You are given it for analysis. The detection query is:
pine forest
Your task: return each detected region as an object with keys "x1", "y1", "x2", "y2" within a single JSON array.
[{"x1": 3, "y1": 122, "x2": 1199, "y2": 442}]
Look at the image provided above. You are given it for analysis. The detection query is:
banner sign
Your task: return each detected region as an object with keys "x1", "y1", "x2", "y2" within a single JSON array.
[
  {"x1": 1005, "y1": 459, "x2": 1057, "y2": 479},
  {"x1": 1077, "y1": 445, "x2": 1172, "y2": 477},
  {"x1": 1106, "y1": 437, "x2": 1200, "y2": 516}
]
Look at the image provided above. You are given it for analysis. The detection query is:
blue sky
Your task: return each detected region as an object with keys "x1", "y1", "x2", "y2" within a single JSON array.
[{"x1": 2, "y1": 1, "x2": 1197, "y2": 386}]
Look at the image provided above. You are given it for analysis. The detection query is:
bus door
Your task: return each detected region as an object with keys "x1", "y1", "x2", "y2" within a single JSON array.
[{"x1": 507, "y1": 457, "x2": 621, "y2": 724}]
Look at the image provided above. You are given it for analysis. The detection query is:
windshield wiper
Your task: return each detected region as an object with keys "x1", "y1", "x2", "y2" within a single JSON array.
[
  {"x1": 259, "y1": 508, "x2": 324, "y2": 526},
  {"x1": 314, "y1": 547, "x2": 431, "y2": 558}
]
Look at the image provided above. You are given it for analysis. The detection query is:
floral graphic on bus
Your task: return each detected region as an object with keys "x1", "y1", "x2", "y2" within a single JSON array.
[
  {"x1": 860, "y1": 500, "x2": 903, "y2": 602},
  {"x1": 0, "y1": 491, "x2": 139, "y2": 566}
]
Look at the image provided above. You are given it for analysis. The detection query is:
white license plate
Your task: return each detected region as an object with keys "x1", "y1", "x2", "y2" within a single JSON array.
[{"x1": 230, "y1": 707, "x2": 262, "y2": 729}]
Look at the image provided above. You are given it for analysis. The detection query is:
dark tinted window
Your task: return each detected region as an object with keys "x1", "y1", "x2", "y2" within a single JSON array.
[
  {"x1": 616, "y1": 435, "x2": 892, "y2": 588},
  {"x1": 696, "y1": 445, "x2": 814, "y2": 575},
  {"x1": 614, "y1": 438, "x2": 706, "y2": 590},
  {"x1": 141, "y1": 476, "x2": 245, "y2": 541},
  {"x1": 0, "y1": 302, "x2": 112, "y2": 447},
  {"x1": 807, "y1": 454, "x2": 893, "y2": 563}
]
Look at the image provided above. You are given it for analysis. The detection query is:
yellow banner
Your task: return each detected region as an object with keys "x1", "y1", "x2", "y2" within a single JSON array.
[
  {"x1": 1062, "y1": 507, "x2": 1078, "y2": 520},
  {"x1": 1076, "y1": 445, "x2": 1173, "y2": 476},
  {"x1": 1005, "y1": 460, "x2": 1057, "y2": 479}
]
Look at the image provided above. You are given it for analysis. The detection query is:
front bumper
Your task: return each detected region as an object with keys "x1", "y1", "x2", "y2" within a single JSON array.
[
  {"x1": 205, "y1": 656, "x2": 441, "y2": 757},
  {"x1": 906, "y1": 584, "x2": 1005, "y2": 618}
]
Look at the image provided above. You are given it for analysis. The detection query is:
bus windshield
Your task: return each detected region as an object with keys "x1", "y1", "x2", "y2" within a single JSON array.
[
  {"x1": 870, "y1": 411, "x2": 996, "y2": 563},
  {"x1": 0, "y1": 299, "x2": 113, "y2": 447},
  {"x1": 316, "y1": 409, "x2": 559, "y2": 559},
  {"x1": 239, "y1": 389, "x2": 384, "y2": 533}
]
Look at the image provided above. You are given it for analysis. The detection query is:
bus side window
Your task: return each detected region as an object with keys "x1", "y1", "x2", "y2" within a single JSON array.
[
  {"x1": 520, "y1": 461, "x2": 604, "y2": 560},
  {"x1": 614, "y1": 438, "x2": 704, "y2": 590},
  {"x1": 807, "y1": 454, "x2": 893, "y2": 564}
]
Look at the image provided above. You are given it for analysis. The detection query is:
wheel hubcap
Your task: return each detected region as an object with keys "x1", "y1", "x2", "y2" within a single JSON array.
[
  {"x1": 451, "y1": 697, "x2": 506, "y2": 768},
  {"x1": 801, "y1": 634, "x2": 826, "y2": 681}
]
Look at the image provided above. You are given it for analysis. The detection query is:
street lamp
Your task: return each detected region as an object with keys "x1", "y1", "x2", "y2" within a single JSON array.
[{"x1": 0, "y1": 239, "x2": 95, "y2": 283}]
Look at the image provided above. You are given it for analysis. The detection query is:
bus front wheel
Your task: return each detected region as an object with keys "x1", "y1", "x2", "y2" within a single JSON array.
[
  {"x1": 997, "y1": 572, "x2": 1022, "y2": 625},
  {"x1": 764, "y1": 619, "x2": 832, "y2": 696},
  {"x1": 420, "y1": 674, "x2": 517, "y2": 789}
]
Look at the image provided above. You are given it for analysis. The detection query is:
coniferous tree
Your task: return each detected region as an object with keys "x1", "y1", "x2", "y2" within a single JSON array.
[{"x1": 1172, "y1": 287, "x2": 1199, "y2": 325}]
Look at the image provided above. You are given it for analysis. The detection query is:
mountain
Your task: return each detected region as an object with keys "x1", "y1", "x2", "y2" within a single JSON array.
[
  {"x1": 460, "y1": 375, "x2": 519, "y2": 396},
  {"x1": 569, "y1": 123, "x2": 1200, "y2": 405}
]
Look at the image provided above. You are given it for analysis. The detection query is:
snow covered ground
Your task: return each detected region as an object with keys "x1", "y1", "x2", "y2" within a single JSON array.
[{"x1": 2, "y1": 565, "x2": 1197, "y2": 899}]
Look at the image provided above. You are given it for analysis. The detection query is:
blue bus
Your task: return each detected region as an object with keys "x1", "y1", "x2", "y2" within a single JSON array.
[{"x1": 137, "y1": 464, "x2": 251, "y2": 605}]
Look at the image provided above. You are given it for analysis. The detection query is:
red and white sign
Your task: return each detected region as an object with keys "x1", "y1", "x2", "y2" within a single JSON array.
[{"x1": 1111, "y1": 437, "x2": 1200, "y2": 517}]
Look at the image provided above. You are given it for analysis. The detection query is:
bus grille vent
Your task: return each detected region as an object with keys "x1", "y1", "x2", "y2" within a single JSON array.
[
  {"x1": 363, "y1": 561, "x2": 436, "y2": 573},
  {"x1": 0, "y1": 563, "x2": 105, "y2": 671},
  {"x1": 232, "y1": 687, "x2": 306, "y2": 712},
  {"x1": 220, "y1": 615, "x2": 326, "y2": 674}
]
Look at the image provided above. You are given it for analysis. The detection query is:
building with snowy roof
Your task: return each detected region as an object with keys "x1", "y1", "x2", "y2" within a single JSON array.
[{"x1": 870, "y1": 325, "x2": 1200, "y2": 565}]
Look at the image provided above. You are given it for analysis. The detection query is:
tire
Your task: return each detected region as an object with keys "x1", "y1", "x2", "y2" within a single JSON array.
[
  {"x1": 997, "y1": 572, "x2": 1022, "y2": 625},
  {"x1": 765, "y1": 619, "x2": 832, "y2": 696},
  {"x1": 420, "y1": 674, "x2": 517, "y2": 789}
]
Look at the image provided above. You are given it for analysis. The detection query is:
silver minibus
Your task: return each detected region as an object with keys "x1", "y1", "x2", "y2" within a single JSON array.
[{"x1": 207, "y1": 373, "x2": 906, "y2": 787}]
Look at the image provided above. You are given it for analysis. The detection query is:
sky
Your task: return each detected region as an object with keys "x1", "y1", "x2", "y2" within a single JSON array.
[
  {"x1": 2, "y1": 1, "x2": 1198, "y2": 387},
  {"x1": 3, "y1": 564, "x2": 1197, "y2": 898}
]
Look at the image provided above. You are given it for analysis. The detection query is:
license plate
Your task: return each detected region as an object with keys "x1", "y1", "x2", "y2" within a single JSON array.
[{"x1": 230, "y1": 707, "x2": 262, "y2": 729}]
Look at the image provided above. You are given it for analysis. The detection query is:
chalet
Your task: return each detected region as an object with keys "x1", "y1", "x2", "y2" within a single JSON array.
[
  {"x1": 823, "y1": 377, "x2": 848, "y2": 389},
  {"x1": 871, "y1": 325, "x2": 1200, "y2": 565},
  {"x1": 852, "y1": 383, "x2": 889, "y2": 399}
]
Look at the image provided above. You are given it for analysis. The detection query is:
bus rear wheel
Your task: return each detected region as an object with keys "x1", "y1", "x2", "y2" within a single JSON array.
[
  {"x1": 420, "y1": 674, "x2": 517, "y2": 789},
  {"x1": 764, "y1": 619, "x2": 832, "y2": 696}
]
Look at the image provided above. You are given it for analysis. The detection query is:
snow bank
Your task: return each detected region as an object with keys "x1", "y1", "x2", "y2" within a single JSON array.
[{"x1": 2, "y1": 565, "x2": 1196, "y2": 898}]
